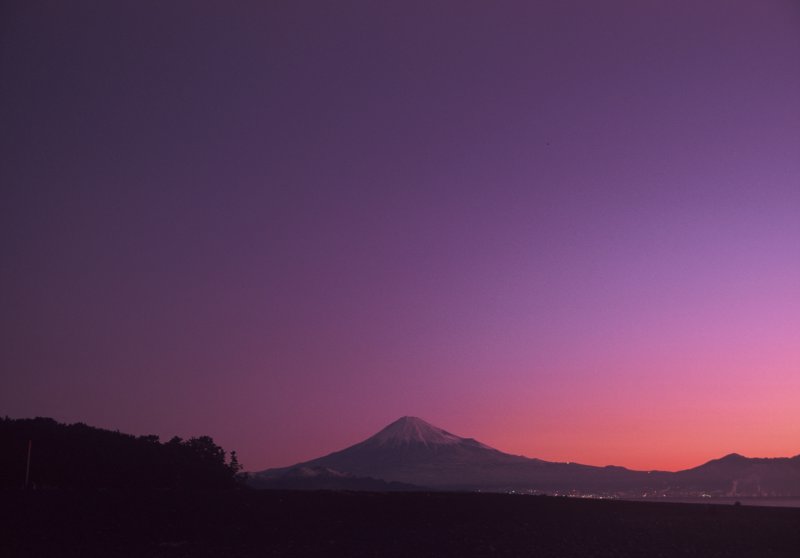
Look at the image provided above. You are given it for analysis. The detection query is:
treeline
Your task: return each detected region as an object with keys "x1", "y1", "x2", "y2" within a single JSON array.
[{"x1": 0, "y1": 417, "x2": 242, "y2": 490}]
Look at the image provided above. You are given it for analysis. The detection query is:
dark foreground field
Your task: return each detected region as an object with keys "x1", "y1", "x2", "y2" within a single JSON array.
[{"x1": 3, "y1": 490, "x2": 800, "y2": 557}]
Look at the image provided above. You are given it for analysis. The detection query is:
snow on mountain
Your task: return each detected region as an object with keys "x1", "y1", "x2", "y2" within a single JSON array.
[
  {"x1": 253, "y1": 416, "x2": 543, "y2": 489},
  {"x1": 365, "y1": 416, "x2": 492, "y2": 449},
  {"x1": 252, "y1": 417, "x2": 800, "y2": 495}
]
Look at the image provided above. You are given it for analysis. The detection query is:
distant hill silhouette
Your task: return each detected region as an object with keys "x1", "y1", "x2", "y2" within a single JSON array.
[
  {"x1": 0, "y1": 417, "x2": 241, "y2": 489},
  {"x1": 253, "y1": 416, "x2": 800, "y2": 496},
  {"x1": 249, "y1": 465, "x2": 422, "y2": 491},
  {"x1": 668, "y1": 453, "x2": 800, "y2": 496}
]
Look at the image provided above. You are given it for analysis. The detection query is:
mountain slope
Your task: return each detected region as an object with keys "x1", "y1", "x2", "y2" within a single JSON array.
[
  {"x1": 253, "y1": 417, "x2": 800, "y2": 495},
  {"x1": 256, "y1": 417, "x2": 531, "y2": 488},
  {"x1": 671, "y1": 453, "x2": 800, "y2": 496},
  {"x1": 248, "y1": 465, "x2": 421, "y2": 491},
  {"x1": 253, "y1": 416, "x2": 653, "y2": 491}
]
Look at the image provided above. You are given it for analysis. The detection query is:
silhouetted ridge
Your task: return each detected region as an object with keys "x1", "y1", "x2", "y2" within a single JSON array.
[
  {"x1": 690, "y1": 453, "x2": 757, "y2": 472},
  {"x1": 249, "y1": 465, "x2": 421, "y2": 491},
  {"x1": 0, "y1": 417, "x2": 241, "y2": 489},
  {"x1": 718, "y1": 453, "x2": 748, "y2": 462}
]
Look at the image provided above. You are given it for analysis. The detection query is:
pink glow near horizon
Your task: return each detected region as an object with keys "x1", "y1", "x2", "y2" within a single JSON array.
[{"x1": 1, "y1": 1, "x2": 799, "y2": 473}]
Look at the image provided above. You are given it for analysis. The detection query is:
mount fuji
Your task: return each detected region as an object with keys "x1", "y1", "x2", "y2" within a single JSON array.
[
  {"x1": 251, "y1": 417, "x2": 800, "y2": 495},
  {"x1": 252, "y1": 416, "x2": 645, "y2": 491}
]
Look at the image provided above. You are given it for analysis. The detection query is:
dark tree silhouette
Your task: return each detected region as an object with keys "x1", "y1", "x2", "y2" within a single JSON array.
[{"x1": 0, "y1": 417, "x2": 243, "y2": 490}]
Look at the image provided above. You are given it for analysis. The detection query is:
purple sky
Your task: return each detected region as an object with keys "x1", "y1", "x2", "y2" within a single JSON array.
[{"x1": 2, "y1": 1, "x2": 799, "y2": 472}]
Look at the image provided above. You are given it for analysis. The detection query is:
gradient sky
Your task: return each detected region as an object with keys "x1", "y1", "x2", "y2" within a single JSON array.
[{"x1": 2, "y1": 1, "x2": 799, "y2": 473}]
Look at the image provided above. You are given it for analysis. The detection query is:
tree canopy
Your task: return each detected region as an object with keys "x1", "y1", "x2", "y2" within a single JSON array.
[{"x1": 0, "y1": 417, "x2": 242, "y2": 489}]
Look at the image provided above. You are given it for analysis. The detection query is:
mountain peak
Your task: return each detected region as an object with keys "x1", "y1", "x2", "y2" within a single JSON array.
[
  {"x1": 692, "y1": 453, "x2": 750, "y2": 471},
  {"x1": 711, "y1": 453, "x2": 750, "y2": 465},
  {"x1": 719, "y1": 453, "x2": 747, "y2": 461},
  {"x1": 367, "y1": 416, "x2": 464, "y2": 447}
]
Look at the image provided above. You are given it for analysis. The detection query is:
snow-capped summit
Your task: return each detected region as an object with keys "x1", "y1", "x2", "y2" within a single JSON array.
[
  {"x1": 253, "y1": 416, "x2": 528, "y2": 488},
  {"x1": 366, "y1": 416, "x2": 467, "y2": 447}
]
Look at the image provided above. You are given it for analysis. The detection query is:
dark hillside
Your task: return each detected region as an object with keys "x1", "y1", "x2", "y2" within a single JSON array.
[{"x1": 0, "y1": 417, "x2": 240, "y2": 489}]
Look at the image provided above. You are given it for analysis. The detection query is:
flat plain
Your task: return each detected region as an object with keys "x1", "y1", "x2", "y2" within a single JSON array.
[{"x1": 3, "y1": 490, "x2": 800, "y2": 557}]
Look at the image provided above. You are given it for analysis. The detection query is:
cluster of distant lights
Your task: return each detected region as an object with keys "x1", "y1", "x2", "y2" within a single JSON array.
[{"x1": 502, "y1": 490, "x2": 718, "y2": 499}]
